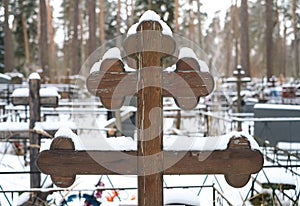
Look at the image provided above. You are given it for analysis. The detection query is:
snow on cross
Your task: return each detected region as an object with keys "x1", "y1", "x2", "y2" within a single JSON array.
[{"x1": 37, "y1": 10, "x2": 263, "y2": 206}]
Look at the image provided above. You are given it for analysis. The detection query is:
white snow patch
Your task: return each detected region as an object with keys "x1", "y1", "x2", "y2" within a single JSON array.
[
  {"x1": 103, "y1": 136, "x2": 136, "y2": 151},
  {"x1": 255, "y1": 103, "x2": 300, "y2": 110},
  {"x1": 35, "y1": 121, "x2": 77, "y2": 131},
  {"x1": 277, "y1": 142, "x2": 300, "y2": 150},
  {"x1": 16, "y1": 193, "x2": 30, "y2": 206},
  {"x1": 198, "y1": 59, "x2": 210, "y2": 72},
  {"x1": 28, "y1": 72, "x2": 40, "y2": 80},
  {"x1": 164, "y1": 130, "x2": 259, "y2": 151},
  {"x1": 11, "y1": 88, "x2": 28, "y2": 97},
  {"x1": 178, "y1": 47, "x2": 198, "y2": 59},
  {"x1": 164, "y1": 188, "x2": 200, "y2": 205},
  {"x1": 139, "y1": 10, "x2": 161, "y2": 22},
  {"x1": 83, "y1": 131, "x2": 259, "y2": 151},
  {"x1": 124, "y1": 64, "x2": 136, "y2": 72},
  {"x1": 158, "y1": 19, "x2": 172, "y2": 36},
  {"x1": 102, "y1": 47, "x2": 122, "y2": 60},
  {"x1": 40, "y1": 88, "x2": 60, "y2": 97},
  {"x1": 0, "y1": 73, "x2": 11, "y2": 80},
  {"x1": 127, "y1": 10, "x2": 173, "y2": 37},
  {"x1": 90, "y1": 60, "x2": 102, "y2": 73},
  {"x1": 54, "y1": 127, "x2": 83, "y2": 150},
  {"x1": 178, "y1": 47, "x2": 210, "y2": 72},
  {"x1": 11, "y1": 87, "x2": 60, "y2": 97},
  {"x1": 258, "y1": 165, "x2": 296, "y2": 186},
  {"x1": 0, "y1": 122, "x2": 29, "y2": 131},
  {"x1": 164, "y1": 64, "x2": 177, "y2": 72},
  {"x1": 127, "y1": 23, "x2": 139, "y2": 36}
]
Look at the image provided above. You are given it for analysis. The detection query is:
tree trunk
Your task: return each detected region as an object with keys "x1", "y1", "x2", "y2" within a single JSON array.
[
  {"x1": 234, "y1": 1, "x2": 239, "y2": 70},
  {"x1": 46, "y1": 0, "x2": 56, "y2": 82},
  {"x1": 99, "y1": 0, "x2": 105, "y2": 53},
  {"x1": 116, "y1": 0, "x2": 121, "y2": 47},
  {"x1": 196, "y1": 0, "x2": 203, "y2": 46},
  {"x1": 174, "y1": 0, "x2": 179, "y2": 33},
  {"x1": 130, "y1": 0, "x2": 134, "y2": 26},
  {"x1": 292, "y1": 0, "x2": 299, "y2": 77},
  {"x1": 188, "y1": 0, "x2": 195, "y2": 42},
  {"x1": 3, "y1": 0, "x2": 15, "y2": 72},
  {"x1": 21, "y1": 0, "x2": 30, "y2": 68},
  {"x1": 265, "y1": 0, "x2": 273, "y2": 80},
  {"x1": 282, "y1": 22, "x2": 287, "y2": 76},
  {"x1": 72, "y1": 0, "x2": 80, "y2": 74},
  {"x1": 39, "y1": 0, "x2": 48, "y2": 75},
  {"x1": 79, "y1": 9, "x2": 85, "y2": 65},
  {"x1": 240, "y1": 0, "x2": 250, "y2": 77},
  {"x1": 274, "y1": 0, "x2": 281, "y2": 76},
  {"x1": 88, "y1": 0, "x2": 96, "y2": 55}
]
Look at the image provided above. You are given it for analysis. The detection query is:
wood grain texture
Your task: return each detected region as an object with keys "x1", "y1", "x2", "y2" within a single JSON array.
[
  {"x1": 12, "y1": 96, "x2": 58, "y2": 107},
  {"x1": 29, "y1": 78, "x2": 41, "y2": 189},
  {"x1": 37, "y1": 149, "x2": 263, "y2": 188}
]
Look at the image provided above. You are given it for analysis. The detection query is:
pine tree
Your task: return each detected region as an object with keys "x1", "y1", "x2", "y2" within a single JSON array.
[
  {"x1": 134, "y1": 0, "x2": 175, "y2": 29},
  {"x1": 13, "y1": 0, "x2": 38, "y2": 74}
]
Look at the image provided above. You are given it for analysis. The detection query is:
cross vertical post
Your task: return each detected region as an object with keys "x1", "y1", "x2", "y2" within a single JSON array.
[
  {"x1": 29, "y1": 74, "x2": 41, "y2": 193},
  {"x1": 136, "y1": 21, "x2": 164, "y2": 206}
]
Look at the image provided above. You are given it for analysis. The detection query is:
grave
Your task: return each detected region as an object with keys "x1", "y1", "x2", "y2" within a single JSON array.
[{"x1": 37, "y1": 10, "x2": 263, "y2": 206}]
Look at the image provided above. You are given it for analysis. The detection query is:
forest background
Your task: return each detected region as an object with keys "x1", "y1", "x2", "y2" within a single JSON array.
[{"x1": 0, "y1": 0, "x2": 299, "y2": 83}]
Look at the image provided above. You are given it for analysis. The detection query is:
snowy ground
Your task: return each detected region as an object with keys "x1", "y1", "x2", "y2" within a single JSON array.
[{"x1": 1, "y1": 99, "x2": 300, "y2": 206}]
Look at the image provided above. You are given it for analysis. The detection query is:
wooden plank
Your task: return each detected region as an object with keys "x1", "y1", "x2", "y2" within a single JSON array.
[
  {"x1": 37, "y1": 149, "x2": 263, "y2": 188},
  {"x1": 86, "y1": 70, "x2": 213, "y2": 111},
  {"x1": 12, "y1": 96, "x2": 58, "y2": 107}
]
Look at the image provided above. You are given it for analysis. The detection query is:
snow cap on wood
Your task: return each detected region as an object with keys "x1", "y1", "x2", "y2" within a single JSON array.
[
  {"x1": 90, "y1": 60, "x2": 102, "y2": 73},
  {"x1": 102, "y1": 47, "x2": 122, "y2": 60},
  {"x1": 54, "y1": 127, "x2": 82, "y2": 150},
  {"x1": 28, "y1": 72, "x2": 41, "y2": 80},
  {"x1": 127, "y1": 10, "x2": 173, "y2": 36},
  {"x1": 178, "y1": 47, "x2": 210, "y2": 72}
]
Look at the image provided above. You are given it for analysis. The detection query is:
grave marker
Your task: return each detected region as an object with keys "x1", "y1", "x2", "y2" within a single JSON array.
[{"x1": 37, "y1": 11, "x2": 263, "y2": 206}]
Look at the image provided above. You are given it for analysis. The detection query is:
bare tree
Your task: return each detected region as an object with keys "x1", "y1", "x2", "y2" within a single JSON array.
[
  {"x1": 117, "y1": 0, "x2": 121, "y2": 47},
  {"x1": 196, "y1": 0, "x2": 203, "y2": 46},
  {"x1": 240, "y1": 0, "x2": 251, "y2": 76},
  {"x1": 233, "y1": 0, "x2": 239, "y2": 69},
  {"x1": 21, "y1": 0, "x2": 30, "y2": 69},
  {"x1": 88, "y1": 0, "x2": 96, "y2": 55},
  {"x1": 188, "y1": 0, "x2": 195, "y2": 42},
  {"x1": 39, "y1": 0, "x2": 49, "y2": 75},
  {"x1": 99, "y1": 0, "x2": 105, "y2": 52},
  {"x1": 46, "y1": 0, "x2": 56, "y2": 82},
  {"x1": 292, "y1": 0, "x2": 299, "y2": 77},
  {"x1": 174, "y1": 0, "x2": 179, "y2": 32},
  {"x1": 72, "y1": 0, "x2": 80, "y2": 74},
  {"x1": 3, "y1": 0, "x2": 15, "y2": 72},
  {"x1": 265, "y1": 0, "x2": 273, "y2": 79}
]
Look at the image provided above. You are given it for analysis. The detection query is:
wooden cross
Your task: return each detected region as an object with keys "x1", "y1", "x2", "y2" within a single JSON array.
[{"x1": 37, "y1": 18, "x2": 263, "y2": 206}]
